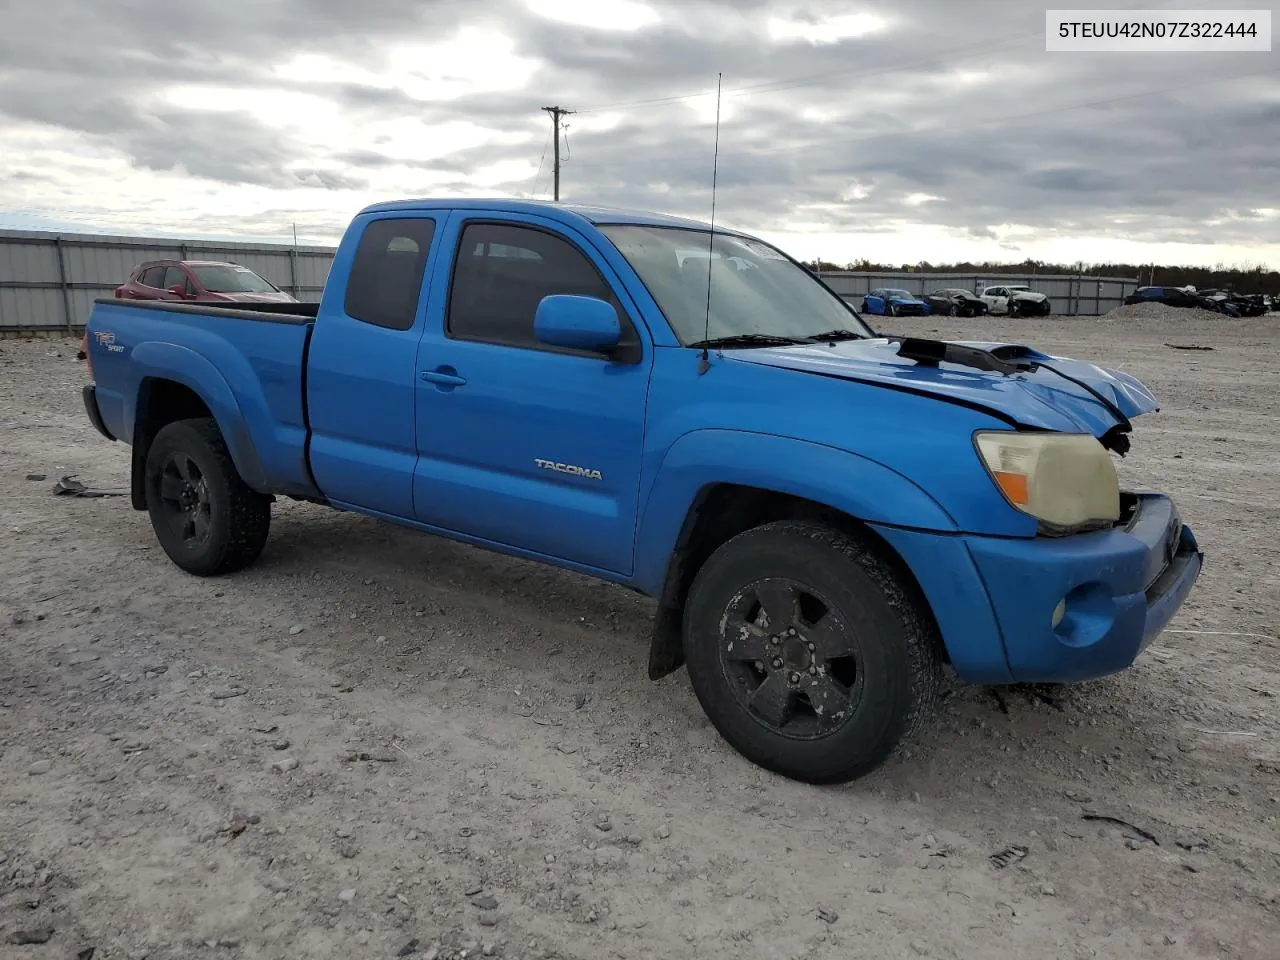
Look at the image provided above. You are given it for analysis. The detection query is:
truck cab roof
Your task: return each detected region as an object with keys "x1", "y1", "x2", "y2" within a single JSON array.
[{"x1": 358, "y1": 197, "x2": 729, "y2": 233}]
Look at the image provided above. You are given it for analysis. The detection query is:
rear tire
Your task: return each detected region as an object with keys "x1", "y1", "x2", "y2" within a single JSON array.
[
  {"x1": 144, "y1": 418, "x2": 271, "y2": 576},
  {"x1": 681, "y1": 520, "x2": 942, "y2": 784}
]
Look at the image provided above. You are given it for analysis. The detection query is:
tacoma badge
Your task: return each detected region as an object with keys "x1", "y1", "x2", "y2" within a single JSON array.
[{"x1": 534, "y1": 458, "x2": 603, "y2": 481}]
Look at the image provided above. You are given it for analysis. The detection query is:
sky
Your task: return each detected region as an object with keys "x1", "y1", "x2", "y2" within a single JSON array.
[{"x1": 0, "y1": 0, "x2": 1276, "y2": 268}]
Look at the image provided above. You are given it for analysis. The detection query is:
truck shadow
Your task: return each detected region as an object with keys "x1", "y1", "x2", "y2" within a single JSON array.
[{"x1": 252, "y1": 504, "x2": 1175, "y2": 794}]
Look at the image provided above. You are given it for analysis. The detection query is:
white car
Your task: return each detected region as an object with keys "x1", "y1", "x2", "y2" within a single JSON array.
[{"x1": 979, "y1": 284, "x2": 1052, "y2": 316}]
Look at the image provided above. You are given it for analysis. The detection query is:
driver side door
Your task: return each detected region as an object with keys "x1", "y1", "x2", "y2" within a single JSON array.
[{"x1": 412, "y1": 214, "x2": 653, "y2": 576}]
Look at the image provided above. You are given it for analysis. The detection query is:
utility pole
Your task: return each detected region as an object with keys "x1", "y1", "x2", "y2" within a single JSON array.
[{"x1": 541, "y1": 105, "x2": 574, "y2": 201}]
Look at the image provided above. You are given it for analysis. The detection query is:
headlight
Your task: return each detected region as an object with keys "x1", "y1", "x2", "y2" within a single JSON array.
[{"x1": 974, "y1": 431, "x2": 1120, "y2": 532}]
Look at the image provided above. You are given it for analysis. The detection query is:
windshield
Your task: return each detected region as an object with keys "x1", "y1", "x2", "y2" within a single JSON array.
[
  {"x1": 884, "y1": 289, "x2": 912, "y2": 297},
  {"x1": 190, "y1": 264, "x2": 278, "y2": 294},
  {"x1": 598, "y1": 225, "x2": 873, "y2": 344}
]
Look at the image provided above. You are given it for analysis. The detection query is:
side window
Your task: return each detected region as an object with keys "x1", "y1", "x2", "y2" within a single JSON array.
[
  {"x1": 447, "y1": 221, "x2": 629, "y2": 352},
  {"x1": 344, "y1": 217, "x2": 437, "y2": 331},
  {"x1": 140, "y1": 266, "x2": 166, "y2": 288},
  {"x1": 162, "y1": 266, "x2": 189, "y2": 292}
]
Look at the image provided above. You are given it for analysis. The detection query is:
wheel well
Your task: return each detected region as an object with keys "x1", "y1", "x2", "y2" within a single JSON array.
[
  {"x1": 130, "y1": 379, "x2": 213, "y2": 510},
  {"x1": 647, "y1": 483, "x2": 944, "y2": 680}
]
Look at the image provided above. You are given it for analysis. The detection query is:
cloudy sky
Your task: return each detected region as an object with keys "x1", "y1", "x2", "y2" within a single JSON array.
[{"x1": 0, "y1": 0, "x2": 1276, "y2": 267}]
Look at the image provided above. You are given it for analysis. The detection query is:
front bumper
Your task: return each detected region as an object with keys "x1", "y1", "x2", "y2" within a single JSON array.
[{"x1": 872, "y1": 493, "x2": 1203, "y2": 684}]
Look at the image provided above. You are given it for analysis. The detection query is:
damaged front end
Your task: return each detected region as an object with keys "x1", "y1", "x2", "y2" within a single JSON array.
[{"x1": 889, "y1": 336, "x2": 1149, "y2": 536}]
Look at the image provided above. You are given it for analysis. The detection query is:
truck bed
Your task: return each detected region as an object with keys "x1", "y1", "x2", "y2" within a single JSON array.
[{"x1": 86, "y1": 297, "x2": 320, "y2": 500}]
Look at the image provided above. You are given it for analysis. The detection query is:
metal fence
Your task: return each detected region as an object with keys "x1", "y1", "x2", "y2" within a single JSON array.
[
  {"x1": 816, "y1": 271, "x2": 1142, "y2": 315},
  {"x1": 0, "y1": 227, "x2": 1143, "y2": 333},
  {"x1": 0, "y1": 229, "x2": 336, "y2": 334}
]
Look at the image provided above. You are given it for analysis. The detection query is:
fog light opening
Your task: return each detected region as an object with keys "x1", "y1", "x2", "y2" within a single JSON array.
[{"x1": 1051, "y1": 598, "x2": 1067, "y2": 629}]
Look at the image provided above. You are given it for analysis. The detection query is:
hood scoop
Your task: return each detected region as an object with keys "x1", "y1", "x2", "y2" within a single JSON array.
[
  {"x1": 886, "y1": 336, "x2": 1135, "y2": 455},
  {"x1": 887, "y1": 336, "x2": 1034, "y2": 375}
]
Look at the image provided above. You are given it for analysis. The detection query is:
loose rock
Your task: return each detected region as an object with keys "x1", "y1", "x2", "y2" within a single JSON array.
[
  {"x1": 28, "y1": 760, "x2": 53, "y2": 776},
  {"x1": 8, "y1": 928, "x2": 55, "y2": 945},
  {"x1": 211, "y1": 687, "x2": 247, "y2": 700},
  {"x1": 271, "y1": 758, "x2": 299, "y2": 773},
  {"x1": 338, "y1": 888, "x2": 357, "y2": 903}
]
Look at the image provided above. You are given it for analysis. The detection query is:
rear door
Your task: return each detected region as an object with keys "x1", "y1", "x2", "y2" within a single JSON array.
[
  {"x1": 411, "y1": 212, "x2": 652, "y2": 575},
  {"x1": 306, "y1": 213, "x2": 448, "y2": 518}
]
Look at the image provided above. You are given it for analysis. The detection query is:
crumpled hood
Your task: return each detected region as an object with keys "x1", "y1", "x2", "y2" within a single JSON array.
[{"x1": 723, "y1": 337, "x2": 1159, "y2": 438}]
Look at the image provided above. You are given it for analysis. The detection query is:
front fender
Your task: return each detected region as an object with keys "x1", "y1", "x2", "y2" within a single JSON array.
[
  {"x1": 126, "y1": 341, "x2": 270, "y2": 491},
  {"x1": 633, "y1": 428, "x2": 958, "y2": 594}
]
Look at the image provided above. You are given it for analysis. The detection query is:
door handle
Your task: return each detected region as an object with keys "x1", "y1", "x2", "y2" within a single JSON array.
[{"x1": 421, "y1": 367, "x2": 467, "y2": 387}]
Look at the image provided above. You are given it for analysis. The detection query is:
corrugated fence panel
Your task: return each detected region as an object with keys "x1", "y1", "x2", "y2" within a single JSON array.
[
  {"x1": 0, "y1": 228, "x2": 340, "y2": 331},
  {"x1": 819, "y1": 271, "x2": 1141, "y2": 316},
  {"x1": 0, "y1": 240, "x2": 61, "y2": 283}
]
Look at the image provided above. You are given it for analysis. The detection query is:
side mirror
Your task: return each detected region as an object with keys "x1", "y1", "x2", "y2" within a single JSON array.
[
  {"x1": 534, "y1": 294, "x2": 622, "y2": 355},
  {"x1": 168, "y1": 284, "x2": 187, "y2": 298}
]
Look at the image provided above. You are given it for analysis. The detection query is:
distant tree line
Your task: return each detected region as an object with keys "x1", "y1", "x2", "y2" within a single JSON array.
[{"x1": 806, "y1": 257, "x2": 1279, "y2": 295}]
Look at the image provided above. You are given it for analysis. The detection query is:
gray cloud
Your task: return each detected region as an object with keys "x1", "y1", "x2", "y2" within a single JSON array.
[{"x1": 0, "y1": 0, "x2": 1276, "y2": 260}]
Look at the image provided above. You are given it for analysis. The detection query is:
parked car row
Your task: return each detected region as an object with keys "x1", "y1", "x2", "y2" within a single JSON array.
[
  {"x1": 853, "y1": 284, "x2": 1052, "y2": 318},
  {"x1": 115, "y1": 259, "x2": 297, "y2": 304},
  {"x1": 1123, "y1": 285, "x2": 1271, "y2": 318}
]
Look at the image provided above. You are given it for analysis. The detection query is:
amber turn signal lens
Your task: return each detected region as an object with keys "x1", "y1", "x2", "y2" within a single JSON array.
[{"x1": 993, "y1": 470, "x2": 1029, "y2": 505}]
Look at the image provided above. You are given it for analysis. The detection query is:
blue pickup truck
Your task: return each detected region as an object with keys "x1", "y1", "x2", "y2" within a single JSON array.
[{"x1": 80, "y1": 198, "x2": 1202, "y2": 784}]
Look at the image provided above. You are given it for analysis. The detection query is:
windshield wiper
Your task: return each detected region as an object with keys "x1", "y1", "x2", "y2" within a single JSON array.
[
  {"x1": 688, "y1": 333, "x2": 815, "y2": 349},
  {"x1": 806, "y1": 328, "x2": 866, "y2": 342}
]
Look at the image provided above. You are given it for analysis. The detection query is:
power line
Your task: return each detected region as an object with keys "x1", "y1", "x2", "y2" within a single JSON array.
[{"x1": 529, "y1": 126, "x2": 552, "y2": 198}]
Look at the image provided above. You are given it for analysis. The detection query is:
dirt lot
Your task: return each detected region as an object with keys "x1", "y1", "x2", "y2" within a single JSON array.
[{"x1": 1, "y1": 314, "x2": 1277, "y2": 960}]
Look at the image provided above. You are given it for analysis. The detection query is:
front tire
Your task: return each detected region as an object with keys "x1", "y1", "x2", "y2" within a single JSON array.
[
  {"x1": 144, "y1": 418, "x2": 271, "y2": 576},
  {"x1": 682, "y1": 521, "x2": 942, "y2": 784}
]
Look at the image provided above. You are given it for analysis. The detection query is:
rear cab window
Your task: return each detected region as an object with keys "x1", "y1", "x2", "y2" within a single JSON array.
[{"x1": 344, "y1": 217, "x2": 438, "y2": 330}]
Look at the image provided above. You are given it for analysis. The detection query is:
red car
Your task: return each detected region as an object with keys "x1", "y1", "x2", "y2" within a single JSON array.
[{"x1": 115, "y1": 260, "x2": 298, "y2": 304}]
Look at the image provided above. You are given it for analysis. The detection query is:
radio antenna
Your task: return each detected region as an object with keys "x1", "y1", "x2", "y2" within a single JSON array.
[{"x1": 697, "y1": 72, "x2": 723, "y2": 376}]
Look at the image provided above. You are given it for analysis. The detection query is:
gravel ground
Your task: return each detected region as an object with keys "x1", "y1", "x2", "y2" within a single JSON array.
[{"x1": 1, "y1": 313, "x2": 1277, "y2": 960}]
